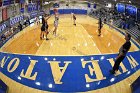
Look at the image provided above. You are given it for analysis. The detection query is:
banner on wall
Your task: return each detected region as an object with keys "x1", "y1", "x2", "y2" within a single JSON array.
[
  {"x1": 126, "y1": 5, "x2": 137, "y2": 16},
  {"x1": 28, "y1": 3, "x2": 32, "y2": 12},
  {"x1": 93, "y1": 4, "x2": 96, "y2": 9},
  {"x1": 2, "y1": 8, "x2": 8, "y2": 21},
  {"x1": 3, "y1": 0, "x2": 10, "y2": 6},
  {"x1": 28, "y1": 4, "x2": 38, "y2": 12},
  {"x1": 37, "y1": 1, "x2": 40, "y2": 10},
  {"x1": 10, "y1": 15, "x2": 24, "y2": 26},
  {"x1": 20, "y1": 0, "x2": 25, "y2": 4},
  {"x1": 116, "y1": 3, "x2": 125, "y2": 13},
  {"x1": 87, "y1": 3, "x2": 90, "y2": 8},
  {"x1": 9, "y1": 0, "x2": 14, "y2": 4},
  {"x1": 20, "y1": 8, "x2": 24, "y2": 13}
]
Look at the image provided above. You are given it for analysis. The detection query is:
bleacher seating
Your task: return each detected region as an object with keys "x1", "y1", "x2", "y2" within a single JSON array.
[{"x1": 127, "y1": 26, "x2": 140, "y2": 40}]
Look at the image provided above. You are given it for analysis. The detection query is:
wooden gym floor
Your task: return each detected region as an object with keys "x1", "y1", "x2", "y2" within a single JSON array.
[
  {"x1": 0, "y1": 15, "x2": 139, "y2": 55},
  {"x1": 0, "y1": 15, "x2": 140, "y2": 93}
]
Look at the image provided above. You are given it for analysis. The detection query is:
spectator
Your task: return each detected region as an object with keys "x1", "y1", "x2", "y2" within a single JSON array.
[
  {"x1": 1, "y1": 34, "x2": 6, "y2": 41},
  {"x1": 18, "y1": 22, "x2": 23, "y2": 31},
  {"x1": 23, "y1": 20, "x2": 27, "y2": 27}
]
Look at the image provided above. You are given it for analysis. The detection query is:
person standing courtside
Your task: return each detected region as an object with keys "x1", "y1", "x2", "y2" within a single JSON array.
[{"x1": 110, "y1": 33, "x2": 131, "y2": 74}]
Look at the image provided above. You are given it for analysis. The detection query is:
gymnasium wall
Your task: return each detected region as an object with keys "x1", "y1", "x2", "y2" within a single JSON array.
[
  {"x1": 42, "y1": 5, "x2": 50, "y2": 15},
  {"x1": 7, "y1": 6, "x2": 13, "y2": 18},
  {"x1": 6, "y1": 4, "x2": 20, "y2": 19},
  {"x1": 49, "y1": 2, "x2": 101, "y2": 15},
  {"x1": 50, "y1": 3, "x2": 88, "y2": 15}
]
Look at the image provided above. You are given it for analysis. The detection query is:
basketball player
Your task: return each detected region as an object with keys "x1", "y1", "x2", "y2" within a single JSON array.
[
  {"x1": 55, "y1": 12, "x2": 59, "y2": 21},
  {"x1": 110, "y1": 33, "x2": 131, "y2": 74},
  {"x1": 54, "y1": 8, "x2": 59, "y2": 20},
  {"x1": 52, "y1": 9, "x2": 59, "y2": 36},
  {"x1": 54, "y1": 8, "x2": 58, "y2": 14},
  {"x1": 36, "y1": 17, "x2": 40, "y2": 25},
  {"x1": 53, "y1": 18, "x2": 58, "y2": 36},
  {"x1": 40, "y1": 15, "x2": 51, "y2": 40},
  {"x1": 71, "y1": 13, "x2": 73, "y2": 20},
  {"x1": 73, "y1": 13, "x2": 76, "y2": 26},
  {"x1": 98, "y1": 17, "x2": 103, "y2": 36}
]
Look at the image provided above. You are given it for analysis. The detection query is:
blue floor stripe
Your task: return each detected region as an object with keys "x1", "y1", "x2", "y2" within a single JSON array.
[{"x1": 0, "y1": 51, "x2": 140, "y2": 92}]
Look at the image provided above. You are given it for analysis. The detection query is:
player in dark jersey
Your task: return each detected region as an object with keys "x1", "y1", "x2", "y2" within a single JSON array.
[
  {"x1": 40, "y1": 16, "x2": 51, "y2": 40},
  {"x1": 73, "y1": 14, "x2": 76, "y2": 26},
  {"x1": 98, "y1": 17, "x2": 103, "y2": 36}
]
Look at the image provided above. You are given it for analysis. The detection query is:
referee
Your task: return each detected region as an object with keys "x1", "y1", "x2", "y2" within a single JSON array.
[{"x1": 110, "y1": 33, "x2": 131, "y2": 74}]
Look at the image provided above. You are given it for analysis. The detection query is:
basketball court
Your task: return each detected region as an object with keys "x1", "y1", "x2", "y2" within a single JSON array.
[{"x1": 0, "y1": 15, "x2": 140, "y2": 93}]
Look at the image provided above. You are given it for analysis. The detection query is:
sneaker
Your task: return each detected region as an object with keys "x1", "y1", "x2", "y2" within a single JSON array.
[
  {"x1": 109, "y1": 70, "x2": 115, "y2": 74},
  {"x1": 98, "y1": 34, "x2": 101, "y2": 36},
  {"x1": 40, "y1": 37, "x2": 42, "y2": 40},
  {"x1": 46, "y1": 38, "x2": 49, "y2": 40},
  {"x1": 54, "y1": 34, "x2": 57, "y2": 37}
]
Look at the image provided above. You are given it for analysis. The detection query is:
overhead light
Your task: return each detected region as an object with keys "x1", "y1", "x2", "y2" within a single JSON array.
[
  {"x1": 106, "y1": 3, "x2": 112, "y2": 8},
  {"x1": 44, "y1": 1, "x2": 50, "y2": 5}
]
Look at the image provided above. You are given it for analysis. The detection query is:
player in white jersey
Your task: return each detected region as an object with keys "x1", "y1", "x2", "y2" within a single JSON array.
[{"x1": 53, "y1": 19, "x2": 58, "y2": 36}]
